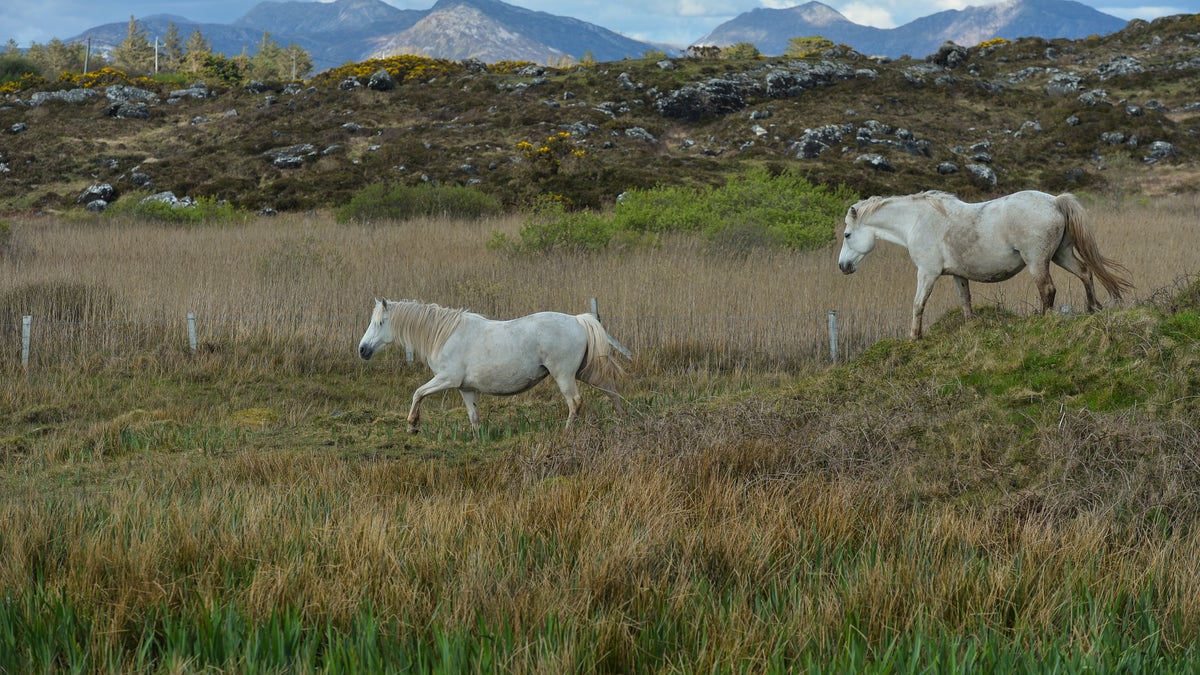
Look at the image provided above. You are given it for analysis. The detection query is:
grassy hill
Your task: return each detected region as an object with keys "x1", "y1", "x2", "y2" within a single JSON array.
[{"x1": 1, "y1": 14, "x2": 1198, "y2": 215}]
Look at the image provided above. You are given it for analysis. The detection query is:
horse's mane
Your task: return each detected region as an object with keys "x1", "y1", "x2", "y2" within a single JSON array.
[
  {"x1": 385, "y1": 299, "x2": 469, "y2": 362},
  {"x1": 856, "y1": 190, "x2": 956, "y2": 221}
]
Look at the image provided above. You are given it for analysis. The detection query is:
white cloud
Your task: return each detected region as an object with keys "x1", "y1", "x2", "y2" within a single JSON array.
[
  {"x1": 930, "y1": 0, "x2": 989, "y2": 8},
  {"x1": 675, "y1": 0, "x2": 754, "y2": 18},
  {"x1": 840, "y1": 2, "x2": 898, "y2": 27},
  {"x1": 1097, "y1": 5, "x2": 1186, "y2": 20}
]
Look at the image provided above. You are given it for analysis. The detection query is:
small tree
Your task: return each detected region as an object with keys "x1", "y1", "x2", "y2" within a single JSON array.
[
  {"x1": 722, "y1": 42, "x2": 762, "y2": 60},
  {"x1": 182, "y1": 30, "x2": 212, "y2": 75},
  {"x1": 111, "y1": 16, "x2": 154, "y2": 74},
  {"x1": 246, "y1": 31, "x2": 286, "y2": 81},
  {"x1": 203, "y1": 53, "x2": 245, "y2": 85},
  {"x1": 161, "y1": 22, "x2": 185, "y2": 73},
  {"x1": 283, "y1": 44, "x2": 313, "y2": 80},
  {"x1": 44, "y1": 38, "x2": 86, "y2": 75},
  {"x1": 785, "y1": 36, "x2": 835, "y2": 58},
  {"x1": 246, "y1": 32, "x2": 312, "y2": 81}
]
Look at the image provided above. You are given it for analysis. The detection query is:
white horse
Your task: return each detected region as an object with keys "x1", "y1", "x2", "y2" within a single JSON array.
[
  {"x1": 358, "y1": 298, "x2": 632, "y2": 432},
  {"x1": 838, "y1": 190, "x2": 1132, "y2": 339}
]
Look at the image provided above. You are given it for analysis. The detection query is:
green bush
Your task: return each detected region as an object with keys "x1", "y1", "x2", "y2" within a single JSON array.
[
  {"x1": 102, "y1": 195, "x2": 248, "y2": 225},
  {"x1": 336, "y1": 183, "x2": 503, "y2": 223},
  {"x1": 0, "y1": 56, "x2": 41, "y2": 86},
  {"x1": 703, "y1": 169, "x2": 856, "y2": 250},
  {"x1": 610, "y1": 185, "x2": 710, "y2": 233},
  {"x1": 490, "y1": 197, "x2": 615, "y2": 254},
  {"x1": 496, "y1": 170, "x2": 855, "y2": 255}
]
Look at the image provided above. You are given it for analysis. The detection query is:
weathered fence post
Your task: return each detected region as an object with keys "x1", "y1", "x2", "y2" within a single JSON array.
[
  {"x1": 21, "y1": 315, "x2": 32, "y2": 368},
  {"x1": 187, "y1": 312, "x2": 198, "y2": 353},
  {"x1": 827, "y1": 310, "x2": 839, "y2": 363}
]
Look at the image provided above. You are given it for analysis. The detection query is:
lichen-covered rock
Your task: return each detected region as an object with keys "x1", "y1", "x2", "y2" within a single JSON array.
[
  {"x1": 77, "y1": 183, "x2": 116, "y2": 206},
  {"x1": 367, "y1": 69, "x2": 395, "y2": 91}
]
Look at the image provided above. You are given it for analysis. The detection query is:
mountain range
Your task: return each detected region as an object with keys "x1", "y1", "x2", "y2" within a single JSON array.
[
  {"x1": 698, "y1": 0, "x2": 1128, "y2": 58},
  {"x1": 66, "y1": 0, "x2": 1132, "y2": 72}
]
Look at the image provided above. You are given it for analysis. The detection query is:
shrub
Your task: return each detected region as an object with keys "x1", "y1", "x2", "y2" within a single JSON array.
[
  {"x1": 722, "y1": 43, "x2": 763, "y2": 60},
  {"x1": 489, "y1": 196, "x2": 615, "y2": 254},
  {"x1": 335, "y1": 183, "x2": 503, "y2": 223},
  {"x1": 703, "y1": 169, "x2": 857, "y2": 250},
  {"x1": 786, "y1": 37, "x2": 836, "y2": 58},
  {"x1": 102, "y1": 195, "x2": 248, "y2": 225},
  {"x1": 495, "y1": 170, "x2": 856, "y2": 255},
  {"x1": 0, "y1": 56, "x2": 41, "y2": 87},
  {"x1": 610, "y1": 185, "x2": 710, "y2": 233}
]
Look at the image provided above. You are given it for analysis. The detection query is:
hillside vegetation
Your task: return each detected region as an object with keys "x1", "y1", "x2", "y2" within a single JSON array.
[{"x1": 0, "y1": 15, "x2": 1198, "y2": 216}]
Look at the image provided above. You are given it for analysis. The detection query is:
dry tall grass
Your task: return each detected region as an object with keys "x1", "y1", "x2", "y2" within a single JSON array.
[{"x1": 3, "y1": 192, "x2": 1197, "y2": 373}]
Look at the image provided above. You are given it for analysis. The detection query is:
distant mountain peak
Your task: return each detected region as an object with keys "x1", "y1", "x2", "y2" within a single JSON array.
[
  {"x1": 698, "y1": 0, "x2": 1126, "y2": 57},
  {"x1": 789, "y1": 2, "x2": 853, "y2": 26}
]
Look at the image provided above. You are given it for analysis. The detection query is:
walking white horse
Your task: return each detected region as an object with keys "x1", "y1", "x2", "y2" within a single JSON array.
[
  {"x1": 358, "y1": 298, "x2": 632, "y2": 432},
  {"x1": 838, "y1": 190, "x2": 1132, "y2": 339}
]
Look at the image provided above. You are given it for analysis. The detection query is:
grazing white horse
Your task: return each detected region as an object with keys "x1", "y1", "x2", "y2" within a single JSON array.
[
  {"x1": 838, "y1": 190, "x2": 1132, "y2": 339},
  {"x1": 358, "y1": 298, "x2": 632, "y2": 432}
]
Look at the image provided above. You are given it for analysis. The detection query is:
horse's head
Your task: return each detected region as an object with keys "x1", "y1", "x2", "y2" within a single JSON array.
[
  {"x1": 838, "y1": 200, "x2": 878, "y2": 274},
  {"x1": 358, "y1": 298, "x2": 395, "y2": 360}
]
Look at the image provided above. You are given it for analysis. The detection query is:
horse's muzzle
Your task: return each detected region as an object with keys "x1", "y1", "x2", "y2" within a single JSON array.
[
  {"x1": 358, "y1": 344, "x2": 374, "y2": 360},
  {"x1": 839, "y1": 261, "x2": 856, "y2": 274}
]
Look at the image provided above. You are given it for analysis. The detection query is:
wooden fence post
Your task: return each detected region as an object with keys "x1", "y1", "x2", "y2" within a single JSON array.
[
  {"x1": 21, "y1": 315, "x2": 31, "y2": 368},
  {"x1": 187, "y1": 312, "x2": 198, "y2": 353},
  {"x1": 827, "y1": 310, "x2": 839, "y2": 363}
]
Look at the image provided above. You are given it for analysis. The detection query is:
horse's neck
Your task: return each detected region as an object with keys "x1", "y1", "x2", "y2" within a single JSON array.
[
  {"x1": 869, "y1": 207, "x2": 920, "y2": 249},
  {"x1": 390, "y1": 301, "x2": 466, "y2": 361}
]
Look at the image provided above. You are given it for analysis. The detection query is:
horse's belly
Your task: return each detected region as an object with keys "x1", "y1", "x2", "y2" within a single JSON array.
[
  {"x1": 950, "y1": 252, "x2": 1025, "y2": 283},
  {"x1": 463, "y1": 363, "x2": 550, "y2": 396}
]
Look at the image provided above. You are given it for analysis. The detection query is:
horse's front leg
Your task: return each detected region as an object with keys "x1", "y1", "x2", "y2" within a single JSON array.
[
  {"x1": 911, "y1": 271, "x2": 940, "y2": 339},
  {"x1": 407, "y1": 374, "x2": 458, "y2": 434},
  {"x1": 953, "y1": 276, "x2": 974, "y2": 318},
  {"x1": 459, "y1": 389, "x2": 481, "y2": 431}
]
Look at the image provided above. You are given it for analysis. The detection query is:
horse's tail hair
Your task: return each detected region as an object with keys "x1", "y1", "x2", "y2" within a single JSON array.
[
  {"x1": 574, "y1": 313, "x2": 632, "y2": 387},
  {"x1": 1056, "y1": 193, "x2": 1134, "y2": 301}
]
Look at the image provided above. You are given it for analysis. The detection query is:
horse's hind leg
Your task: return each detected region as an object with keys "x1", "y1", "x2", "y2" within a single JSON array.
[
  {"x1": 588, "y1": 381, "x2": 625, "y2": 416},
  {"x1": 554, "y1": 373, "x2": 583, "y2": 430},
  {"x1": 1053, "y1": 244, "x2": 1099, "y2": 312},
  {"x1": 953, "y1": 276, "x2": 974, "y2": 318},
  {"x1": 1029, "y1": 261, "x2": 1057, "y2": 313}
]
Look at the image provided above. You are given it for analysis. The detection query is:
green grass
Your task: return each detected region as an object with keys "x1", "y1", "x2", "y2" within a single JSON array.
[{"x1": 4, "y1": 291, "x2": 1200, "y2": 670}]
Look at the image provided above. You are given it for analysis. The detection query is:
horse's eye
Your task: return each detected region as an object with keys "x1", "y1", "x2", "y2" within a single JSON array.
[{"x1": 844, "y1": 232, "x2": 851, "y2": 239}]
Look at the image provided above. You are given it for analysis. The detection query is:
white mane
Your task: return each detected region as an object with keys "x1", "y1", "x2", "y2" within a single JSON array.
[{"x1": 384, "y1": 299, "x2": 469, "y2": 362}]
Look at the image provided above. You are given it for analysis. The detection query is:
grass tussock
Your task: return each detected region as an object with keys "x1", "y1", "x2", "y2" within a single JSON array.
[{"x1": 2, "y1": 193, "x2": 1200, "y2": 670}]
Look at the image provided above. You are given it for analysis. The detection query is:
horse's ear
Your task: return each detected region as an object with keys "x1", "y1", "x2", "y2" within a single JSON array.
[
  {"x1": 849, "y1": 206, "x2": 858, "y2": 220},
  {"x1": 381, "y1": 298, "x2": 388, "y2": 309}
]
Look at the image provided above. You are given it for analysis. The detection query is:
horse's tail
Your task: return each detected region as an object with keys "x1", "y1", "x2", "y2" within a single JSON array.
[
  {"x1": 574, "y1": 313, "x2": 632, "y2": 387},
  {"x1": 1056, "y1": 193, "x2": 1134, "y2": 301}
]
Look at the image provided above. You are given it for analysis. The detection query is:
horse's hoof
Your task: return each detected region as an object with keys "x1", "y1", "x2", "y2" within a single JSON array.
[{"x1": 407, "y1": 425, "x2": 420, "y2": 434}]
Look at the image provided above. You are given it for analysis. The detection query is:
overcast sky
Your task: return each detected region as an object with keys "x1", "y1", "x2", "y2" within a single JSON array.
[{"x1": 3, "y1": 0, "x2": 1191, "y2": 49}]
